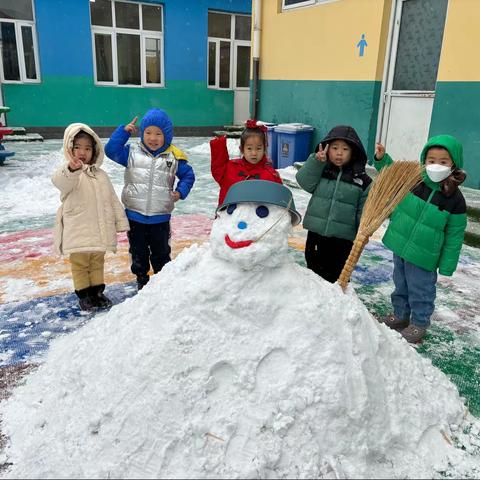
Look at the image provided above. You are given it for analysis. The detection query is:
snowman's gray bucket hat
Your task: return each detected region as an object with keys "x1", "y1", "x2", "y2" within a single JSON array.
[{"x1": 217, "y1": 180, "x2": 302, "y2": 226}]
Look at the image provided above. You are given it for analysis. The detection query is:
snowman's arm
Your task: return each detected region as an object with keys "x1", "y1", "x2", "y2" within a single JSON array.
[{"x1": 210, "y1": 135, "x2": 230, "y2": 184}]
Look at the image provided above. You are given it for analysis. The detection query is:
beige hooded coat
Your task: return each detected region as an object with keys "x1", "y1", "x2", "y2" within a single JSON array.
[{"x1": 52, "y1": 123, "x2": 129, "y2": 255}]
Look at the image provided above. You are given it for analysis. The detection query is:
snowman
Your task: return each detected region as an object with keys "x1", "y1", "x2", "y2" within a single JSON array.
[
  {"x1": 210, "y1": 179, "x2": 302, "y2": 270},
  {"x1": 1, "y1": 181, "x2": 479, "y2": 479}
]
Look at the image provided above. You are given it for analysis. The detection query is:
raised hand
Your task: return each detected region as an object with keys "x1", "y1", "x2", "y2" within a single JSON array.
[
  {"x1": 124, "y1": 116, "x2": 138, "y2": 134},
  {"x1": 68, "y1": 155, "x2": 83, "y2": 171},
  {"x1": 315, "y1": 143, "x2": 329, "y2": 162},
  {"x1": 375, "y1": 142, "x2": 386, "y2": 160}
]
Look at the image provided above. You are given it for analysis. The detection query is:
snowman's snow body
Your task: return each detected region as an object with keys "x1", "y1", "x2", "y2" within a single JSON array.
[{"x1": 1, "y1": 182, "x2": 476, "y2": 479}]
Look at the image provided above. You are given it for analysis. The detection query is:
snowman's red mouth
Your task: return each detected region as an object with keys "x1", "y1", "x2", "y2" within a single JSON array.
[{"x1": 225, "y1": 234, "x2": 253, "y2": 249}]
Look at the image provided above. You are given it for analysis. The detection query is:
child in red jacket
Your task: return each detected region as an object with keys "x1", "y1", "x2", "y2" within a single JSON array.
[{"x1": 210, "y1": 119, "x2": 282, "y2": 205}]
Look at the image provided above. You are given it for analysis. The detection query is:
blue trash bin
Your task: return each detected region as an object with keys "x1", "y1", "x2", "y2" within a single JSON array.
[
  {"x1": 275, "y1": 123, "x2": 314, "y2": 169},
  {"x1": 265, "y1": 124, "x2": 278, "y2": 167}
]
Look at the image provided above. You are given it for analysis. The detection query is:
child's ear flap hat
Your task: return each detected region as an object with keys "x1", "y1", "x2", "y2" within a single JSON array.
[{"x1": 140, "y1": 108, "x2": 173, "y2": 152}]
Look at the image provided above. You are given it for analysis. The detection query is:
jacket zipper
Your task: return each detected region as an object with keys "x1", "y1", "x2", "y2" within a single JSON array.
[
  {"x1": 145, "y1": 153, "x2": 155, "y2": 215},
  {"x1": 401, "y1": 189, "x2": 435, "y2": 257},
  {"x1": 325, "y1": 168, "x2": 342, "y2": 235}
]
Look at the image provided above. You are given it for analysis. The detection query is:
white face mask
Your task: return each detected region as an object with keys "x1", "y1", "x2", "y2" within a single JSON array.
[{"x1": 425, "y1": 164, "x2": 452, "y2": 183}]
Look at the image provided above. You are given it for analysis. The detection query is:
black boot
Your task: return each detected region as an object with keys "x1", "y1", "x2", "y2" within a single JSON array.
[
  {"x1": 75, "y1": 287, "x2": 97, "y2": 311},
  {"x1": 90, "y1": 284, "x2": 113, "y2": 309},
  {"x1": 136, "y1": 275, "x2": 150, "y2": 291}
]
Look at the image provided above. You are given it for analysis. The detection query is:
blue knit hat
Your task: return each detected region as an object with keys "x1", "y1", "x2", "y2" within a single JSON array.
[{"x1": 140, "y1": 108, "x2": 173, "y2": 153}]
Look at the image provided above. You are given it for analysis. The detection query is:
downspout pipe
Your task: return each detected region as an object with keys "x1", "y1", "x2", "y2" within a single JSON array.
[{"x1": 252, "y1": 0, "x2": 261, "y2": 120}]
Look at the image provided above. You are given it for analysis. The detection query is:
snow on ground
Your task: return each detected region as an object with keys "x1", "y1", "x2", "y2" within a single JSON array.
[
  {"x1": 1, "y1": 137, "x2": 480, "y2": 478},
  {"x1": 1, "y1": 199, "x2": 480, "y2": 478}
]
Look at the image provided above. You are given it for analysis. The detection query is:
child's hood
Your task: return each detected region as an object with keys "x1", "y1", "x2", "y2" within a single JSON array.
[
  {"x1": 420, "y1": 134, "x2": 464, "y2": 169},
  {"x1": 316, "y1": 125, "x2": 368, "y2": 171},
  {"x1": 63, "y1": 123, "x2": 104, "y2": 167}
]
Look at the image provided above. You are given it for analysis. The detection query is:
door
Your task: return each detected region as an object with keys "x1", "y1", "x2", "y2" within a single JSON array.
[
  {"x1": 233, "y1": 42, "x2": 250, "y2": 124},
  {"x1": 378, "y1": 0, "x2": 449, "y2": 160}
]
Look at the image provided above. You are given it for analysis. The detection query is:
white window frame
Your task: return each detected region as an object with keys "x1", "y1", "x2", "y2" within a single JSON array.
[
  {"x1": 0, "y1": 17, "x2": 41, "y2": 84},
  {"x1": 207, "y1": 12, "x2": 251, "y2": 91},
  {"x1": 282, "y1": 0, "x2": 340, "y2": 11},
  {"x1": 90, "y1": 0, "x2": 164, "y2": 88}
]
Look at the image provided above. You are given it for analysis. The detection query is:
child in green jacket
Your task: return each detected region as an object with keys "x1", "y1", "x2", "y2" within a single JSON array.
[
  {"x1": 296, "y1": 125, "x2": 372, "y2": 283},
  {"x1": 375, "y1": 135, "x2": 467, "y2": 343}
]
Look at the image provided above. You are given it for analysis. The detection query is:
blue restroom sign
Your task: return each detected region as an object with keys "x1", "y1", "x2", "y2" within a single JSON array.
[{"x1": 356, "y1": 34, "x2": 368, "y2": 57}]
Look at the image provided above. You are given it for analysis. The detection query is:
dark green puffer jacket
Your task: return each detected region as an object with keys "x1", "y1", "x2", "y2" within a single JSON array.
[
  {"x1": 296, "y1": 125, "x2": 372, "y2": 241},
  {"x1": 374, "y1": 135, "x2": 467, "y2": 275}
]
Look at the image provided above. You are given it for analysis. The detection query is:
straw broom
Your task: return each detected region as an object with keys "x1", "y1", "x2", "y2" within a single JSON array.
[{"x1": 337, "y1": 160, "x2": 423, "y2": 291}]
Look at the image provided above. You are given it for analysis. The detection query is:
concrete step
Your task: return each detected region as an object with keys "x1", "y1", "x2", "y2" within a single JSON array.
[
  {"x1": 213, "y1": 130, "x2": 242, "y2": 138},
  {"x1": 223, "y1": 125, "x2": 244, "y2": 132},
  {"x1": 9, "y1": 127, "x2": 27, "y2": 135},
  {"x1": 2, "y1": 133, "x2": 44, "y2": 142}
]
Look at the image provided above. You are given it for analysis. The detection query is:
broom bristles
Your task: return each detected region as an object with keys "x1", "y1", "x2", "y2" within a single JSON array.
[{"x1": 337, "y1": 161, "x2": 422, "y2": 291}]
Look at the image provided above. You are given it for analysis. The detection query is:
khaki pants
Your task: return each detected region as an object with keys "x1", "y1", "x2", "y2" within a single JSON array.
[{"x1": 70, "y1": 252, "x2": 105, "y2": 290}]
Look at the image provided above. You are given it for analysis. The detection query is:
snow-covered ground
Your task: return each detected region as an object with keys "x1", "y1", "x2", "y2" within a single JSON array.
[{"x1": 1, "y1": 137, "x2": 480, "y2": 478}]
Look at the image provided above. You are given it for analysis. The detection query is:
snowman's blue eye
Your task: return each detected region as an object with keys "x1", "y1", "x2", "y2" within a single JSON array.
[
  {"x1": 256, "y1": 205, "x2": 269, "y2": 218},
  {"x1": 226, "y1": 204, "x2": 237, "y2": 214}
]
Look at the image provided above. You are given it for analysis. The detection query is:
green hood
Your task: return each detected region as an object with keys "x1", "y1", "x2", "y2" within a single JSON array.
[{"x1": 420, "y1": 134, "x2": 464, "y2": 169}]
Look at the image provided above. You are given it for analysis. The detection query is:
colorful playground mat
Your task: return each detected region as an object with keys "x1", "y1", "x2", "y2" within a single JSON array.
[{"x1": 1, "y1": 213, "x2": 479, "y2": 416}]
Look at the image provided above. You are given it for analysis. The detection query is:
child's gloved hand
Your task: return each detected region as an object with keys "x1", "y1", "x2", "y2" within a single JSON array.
[
  {"x1": 315, "y1": 143, "x2": 329, "y2": 162},
  {"x1": 124, "y1": 116, "x2": 138, "y2": 134},
  {"x1": 375, "y1": 142, "x2": 386, "y2": 160},
  {"x1": 172, "y1": 191, "x2": 181, "y2": 202}
]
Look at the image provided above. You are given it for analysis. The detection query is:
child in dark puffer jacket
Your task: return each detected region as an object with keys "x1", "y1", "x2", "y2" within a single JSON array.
[
  {"x1": 296, "y1": 125, "x2": 372, "y2": 283},
  {"x1": 375, "y1": 135, "x2": 467, "y2": 343}
]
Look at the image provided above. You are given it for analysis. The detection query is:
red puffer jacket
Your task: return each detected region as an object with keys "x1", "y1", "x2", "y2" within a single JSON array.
[{"x1": 210, "y1": 135, "x2": 282, "y2": 205}]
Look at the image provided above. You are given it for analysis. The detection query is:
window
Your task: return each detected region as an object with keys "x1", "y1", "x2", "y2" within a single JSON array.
[
  {"x1": 0, "y1": 0, "x2": 40, "y2": 83},
  {"x1": 90, "y1": 0, "x2": 164, "y2": 87},
  {"x1": 283, "y1": 0, "x2": 315, "y2": 9},
  {"x1": 282, "y1": 0, "x2": 339, "y2": 10},
  {"x1": 207, "y1": 11, "x2": 251, "y2": 90}
]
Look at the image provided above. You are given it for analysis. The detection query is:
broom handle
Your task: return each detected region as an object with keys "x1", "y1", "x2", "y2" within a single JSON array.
[{"x1": 337, "y1": 233, "x2": 369, "y2": 292}]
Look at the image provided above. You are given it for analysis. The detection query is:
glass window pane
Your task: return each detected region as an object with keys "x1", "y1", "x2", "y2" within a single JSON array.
[
  {"x1": 208, "y1": 41, "x2": 216, "y2": 86},
  {"x1": 0, "y1": 0, "x2": 33, "y2": 21},
  {"x1": 219, "y1": 41, "x2": 230, "y2": 88},
  {"x1": 236, "y1": 45, "x2": 250, "y2": 88},
  {"x1": 117, "y1": 33, "x2": 140, "y2": 85},
  {"x1": 208, "y1": 12, "x2": 230, "y2": 39},
  {"x1": 21, "y1": 24, "x2": 36, "y2": 79},
  {"x1": 145, "y1": 37, "x2": 161, "y2": 84},
  {"x1": 142, "y1": 4, "x2": 162, "y2": 32},
  {"x1": 0, "y1": 22, "x2": 20, "y2": 80},
  {"x1": 115, "y1": 1, "x2": 139, "y2": 29},
  {"x1": 235, "y1": 16, "x2": 251, "y2": 41},
  {"x1": 392, "y1": 0, "x2": 448, "y2": 91},
  {"x1": 94, "y1": 33, "x2": 113, "y2": 82},
  {"x1": 90, "y1": 0, "x2": 112, "y2": 27},
  {"x1": 284, "y1": 0, "x2": 315, "y2": 7}
]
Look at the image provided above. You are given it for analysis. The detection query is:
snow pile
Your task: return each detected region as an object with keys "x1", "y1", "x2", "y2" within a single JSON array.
[{"x1": 1, "y1": 203, "x2": 479, "y2": 479}]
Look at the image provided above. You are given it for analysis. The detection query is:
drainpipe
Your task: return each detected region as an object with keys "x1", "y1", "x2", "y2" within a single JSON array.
[{"x1": 252, "y1": 0, "x2": 261, "y2": 120}]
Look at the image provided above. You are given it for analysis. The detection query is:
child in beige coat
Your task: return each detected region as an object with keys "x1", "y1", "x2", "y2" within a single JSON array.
[{"x1": 52, "y1": 123, "x2": 129, "y2": 311}]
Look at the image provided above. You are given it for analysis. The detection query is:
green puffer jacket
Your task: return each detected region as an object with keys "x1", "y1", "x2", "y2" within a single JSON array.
[
  {"x1": 296, "y1": 153, "x2": 371, "y2": 241},
  {"x1": 374, "y1": 135, "x2": 467, "y2": 276}
]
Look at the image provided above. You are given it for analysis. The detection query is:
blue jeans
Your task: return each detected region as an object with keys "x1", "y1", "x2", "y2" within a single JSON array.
[{"x1": 391, "y1": 254, "x2": 437, "y2": 328}]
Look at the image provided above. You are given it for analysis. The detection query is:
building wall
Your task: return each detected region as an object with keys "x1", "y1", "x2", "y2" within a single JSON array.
[
  {"x1": 256, "y1": 0, "x2": 391, "y2": 156},
  {"x1": 257, "y1": 0, "x2": 480, "y2": 188},
  {"x1": 430, "y1": 0, "x2": 480, "y2": 189},
  {"x1": 3, "y1": 0, "x2": 250, "y2": 129}
]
